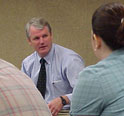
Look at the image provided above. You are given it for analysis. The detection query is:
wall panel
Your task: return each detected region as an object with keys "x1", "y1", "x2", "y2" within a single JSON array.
[{"x1": 0, "y1": 0, "x2": 123, "y2": 68}]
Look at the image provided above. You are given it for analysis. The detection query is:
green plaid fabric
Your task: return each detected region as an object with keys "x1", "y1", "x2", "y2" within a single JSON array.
[{"x1": 70, "y1": 48, "x2": 124, "y2": 116}]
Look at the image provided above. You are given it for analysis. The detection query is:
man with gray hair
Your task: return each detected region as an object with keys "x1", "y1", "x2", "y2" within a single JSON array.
[{"x1": 21, "y1": 17, "x2": 85, "y2": 116}]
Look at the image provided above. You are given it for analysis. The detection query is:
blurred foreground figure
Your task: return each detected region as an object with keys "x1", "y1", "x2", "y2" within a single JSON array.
[{"x1": 0, "y1": 59, "x2": 51, "y2": 116}]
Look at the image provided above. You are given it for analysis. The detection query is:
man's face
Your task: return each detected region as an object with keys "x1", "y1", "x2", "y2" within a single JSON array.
[{"x1": 28, "y1": 26, "x2": 52, "y2": 57}]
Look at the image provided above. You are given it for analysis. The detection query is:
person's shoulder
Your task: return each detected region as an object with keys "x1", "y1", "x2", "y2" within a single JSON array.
[
  {"x1": 54, "y1": 44, "x2": 82, "y2": 57},
  {"x1": 55, "y1": 44, "x2": 76, "y2": 53},
  {"x1": 54, "y1": 44, "x2": 84, "y2": 65},
  {"x1": 80, "y1": 60, "x2": 105, "y2": 76},
  {"x1": 0, "y1": 59, "x2": 17, "y2": 69},
  {"x1": 22, "y1": 52, "x2": 36, "y2": 64},
  {"x1": 79, "y1": 58, "x2": 112, "y2": 82}
]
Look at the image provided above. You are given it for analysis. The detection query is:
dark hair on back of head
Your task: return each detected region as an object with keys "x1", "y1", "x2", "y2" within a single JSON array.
[{"x1": 92, "y1": 2, "x2": 124, "y2": 50}]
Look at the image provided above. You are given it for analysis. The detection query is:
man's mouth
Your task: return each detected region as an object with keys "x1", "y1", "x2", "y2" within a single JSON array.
[{"x1": 39, "y1": 46, "x2": 47, "y2": 49}]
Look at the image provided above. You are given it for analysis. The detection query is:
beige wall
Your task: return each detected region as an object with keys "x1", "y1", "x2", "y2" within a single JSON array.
[{"x1": 0, "y1": 0, "x2": 124, "y2": 68}]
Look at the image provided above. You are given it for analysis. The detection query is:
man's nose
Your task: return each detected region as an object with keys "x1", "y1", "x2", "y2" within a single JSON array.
[{"x1": 39, "y1": 37, "x2": 44, "y2": 43}]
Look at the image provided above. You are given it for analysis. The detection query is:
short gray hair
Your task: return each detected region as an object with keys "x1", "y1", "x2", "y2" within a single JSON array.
[{"x1": 25, "y1": 17, "x2": 52, "y2": 38}]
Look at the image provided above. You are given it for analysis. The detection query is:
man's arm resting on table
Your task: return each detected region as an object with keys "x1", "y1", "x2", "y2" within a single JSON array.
[{"x1": 48, "y1": 96, "x2": 69, "y2": 116}]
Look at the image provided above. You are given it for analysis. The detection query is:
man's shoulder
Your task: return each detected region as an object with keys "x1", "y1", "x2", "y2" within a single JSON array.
[
  {"x1": 22, "y1": 52, "x2": 36, "y2": 64},
  {"x1": 54, "y1": 44, "x2": 80, "y2": 56},
  {"x1": 53, "y1": 44, "x2": 84, "y2": 64}
]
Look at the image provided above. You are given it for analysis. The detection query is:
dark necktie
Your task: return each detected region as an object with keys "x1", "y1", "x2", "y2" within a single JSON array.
[{"x1": 37, "y1": 58, "x2": 46, "y2": 98}]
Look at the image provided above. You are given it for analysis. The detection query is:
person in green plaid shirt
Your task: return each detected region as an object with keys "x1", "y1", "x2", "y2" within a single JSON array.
[
  {"x1": 70, "y1": 2, "x2": 124, "y2": 116},
  {"x1": 0, "y1": 59, "x2": 51, "y2": 116}
]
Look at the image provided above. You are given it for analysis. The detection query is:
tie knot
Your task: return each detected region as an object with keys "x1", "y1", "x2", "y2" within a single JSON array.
[{"x1": 40, "y1": 58, "x2": 46, "y2": 65}]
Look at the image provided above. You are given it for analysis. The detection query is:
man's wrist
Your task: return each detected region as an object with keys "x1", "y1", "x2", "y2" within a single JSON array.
[{"x1": 60, "y1": 96, "x2": 67, "y2": 106}]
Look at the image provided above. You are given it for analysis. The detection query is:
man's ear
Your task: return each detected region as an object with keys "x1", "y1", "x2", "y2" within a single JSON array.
[
  {"x1": 93, "y1": 34, "x2": 101, "y2": 49},
  {"x1": 27, "y1": 38, "x2": 32, "y2": 45},
  {"x1": 50, "y1": 33, "x2": 53, "y2": 40}
]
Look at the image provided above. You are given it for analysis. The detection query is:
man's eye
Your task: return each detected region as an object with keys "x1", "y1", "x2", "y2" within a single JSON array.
[
  {"x1": 42, "y1": 34, "x2": 48, "y2": 38},
  {"x1": 34, "y1": 37, "x2": 40, "y2": 40}
]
